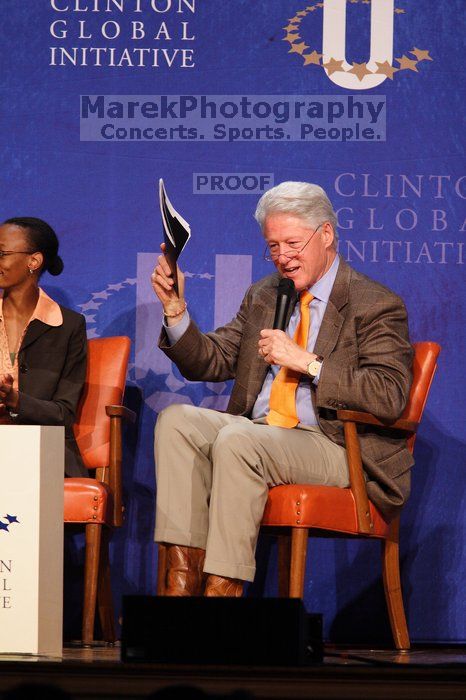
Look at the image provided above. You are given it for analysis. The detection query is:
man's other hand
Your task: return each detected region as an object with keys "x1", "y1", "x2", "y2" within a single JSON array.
[{"x1": 258, "y1": 329, "x2": 317, "y2": 374}]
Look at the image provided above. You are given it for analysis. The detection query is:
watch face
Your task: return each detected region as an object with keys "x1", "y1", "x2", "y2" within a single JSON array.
[{"x1": 308, "y1": 360, "x2": 321, "y2": 377}]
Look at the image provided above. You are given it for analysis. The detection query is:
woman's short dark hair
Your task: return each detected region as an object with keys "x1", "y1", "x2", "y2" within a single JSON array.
[{"x1": 3, "y1": 217, "x2": 64, "y2": 276}]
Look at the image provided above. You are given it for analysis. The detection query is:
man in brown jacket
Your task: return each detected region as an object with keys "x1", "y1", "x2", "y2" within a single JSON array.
[{"x1": 152, "y1": 181, "x2": 413, "y2": 597}]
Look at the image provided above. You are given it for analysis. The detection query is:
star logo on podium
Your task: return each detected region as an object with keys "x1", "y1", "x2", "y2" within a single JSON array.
[{"x1": 0, "y1": 513, "x2": 20, "y2": 533}]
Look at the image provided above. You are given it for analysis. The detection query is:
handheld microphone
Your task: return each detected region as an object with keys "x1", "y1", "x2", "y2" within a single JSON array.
[{"x1": 273, "y1": 278, "x2": 295, "y2": 331}]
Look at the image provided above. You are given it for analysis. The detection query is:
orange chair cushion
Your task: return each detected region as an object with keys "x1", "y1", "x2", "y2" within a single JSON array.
[
  {"x1": 64, "y1": 478, "x2": 113, "y2": 525},
  {"x1": 262, "y1": 485, "x2": 390, "y2": 538}
]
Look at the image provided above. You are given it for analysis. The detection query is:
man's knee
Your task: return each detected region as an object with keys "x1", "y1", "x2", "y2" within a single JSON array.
[
  {"x1": 155, "y1": 403, "x2": 181, "y2": 436},
  {"x1": 154, "y1": 402, "x2": 198, "y2": 437},
  {"x1": 212, "y1": 422, "x2": 260, "y2": 462}
]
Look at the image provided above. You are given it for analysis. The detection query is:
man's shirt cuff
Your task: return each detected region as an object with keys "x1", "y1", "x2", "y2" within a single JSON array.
[{"x1": 163, "y1": 310, "x2": 190, "y2": 345}]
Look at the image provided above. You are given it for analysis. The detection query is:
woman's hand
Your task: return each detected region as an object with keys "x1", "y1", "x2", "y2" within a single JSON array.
[
  {"x1": 0, "y1": 373, "x2": 18, "y2": 410},
  {"x1": 258, "y1": 330, "x2": 314, "y2": 374},
  {"x1": 150, "y1": 243, "x2": 186, "y2": 325}
]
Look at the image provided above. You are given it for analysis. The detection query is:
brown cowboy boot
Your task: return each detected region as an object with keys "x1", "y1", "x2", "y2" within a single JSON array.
[
  {"x1": 204, "y1": 574, "x2": 243, "y2": 597},
  {"x1": 164, "y1": 545, "x2": 206, "y2": 596}
]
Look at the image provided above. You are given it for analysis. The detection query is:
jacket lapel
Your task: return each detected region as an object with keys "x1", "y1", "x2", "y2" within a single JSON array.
[
  {"x1": 19, "y1": 319, "x2": 53, "y2": 353},
  {"x1": 314, "y1": 256, "x2": 351, "y2": 357}
]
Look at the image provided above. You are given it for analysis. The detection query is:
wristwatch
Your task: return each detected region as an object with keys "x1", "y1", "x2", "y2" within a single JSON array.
[{"x1": 306, "y1": 355, "x2": 324, "y2": 379}]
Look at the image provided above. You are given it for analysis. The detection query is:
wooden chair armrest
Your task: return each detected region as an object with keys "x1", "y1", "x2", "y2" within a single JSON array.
[
  {"x1": 337, "y1": 409, "x2": 418, "y2": 535},
  {"x1": 105, "y1": 405, "x2": 135, "y2": 527},
  {"x1": 106, "y1": 404, "x2": 136, "y2": 423},
  {"x1": 341, "y1": 420, "x2": 373, "y2": 535},
  {"x1": 337, "y1": 409, "x2": 418, "y2": 434}
]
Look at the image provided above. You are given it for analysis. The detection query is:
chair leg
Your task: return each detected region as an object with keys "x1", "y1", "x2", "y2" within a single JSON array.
[
  {"x1": 82, "y1": 523, "x2": 102, "y2": 645},
  {"x1": 156, "y1": 543, "x2": 167, "y2": 595},
  {"x1": 277, "y1": 535, "x2": 291, "y2": 597},
  {"x1": 97, "y1": 528, "x2": 116, "y2": 643},
  {"x1": 382, "y1": 523, "x2": 410, "y2": 651},
  {"x1": 289, "y1": 528, "x2": 308, "y2": 598}
]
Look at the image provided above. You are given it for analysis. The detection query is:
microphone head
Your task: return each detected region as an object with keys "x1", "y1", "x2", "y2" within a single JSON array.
[
  {"x1": 277, "y1": 278, "x2": 295, "y2": 296},
  {"x1": 273, "y1": 277, "x2": 296, "y2": 330}
]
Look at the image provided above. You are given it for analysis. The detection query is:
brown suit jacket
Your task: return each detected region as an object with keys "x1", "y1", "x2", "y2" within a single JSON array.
[
  {"x1": 13, "y1": 306, "x2": 88, "y2": 477},
  {"x1": 159, "y1": 257, "x2": 414, "y2": 520}
]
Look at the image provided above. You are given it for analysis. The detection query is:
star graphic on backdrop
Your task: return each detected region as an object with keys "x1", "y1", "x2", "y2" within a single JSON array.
[
  {"x1": 124, "y1": 278, "x2": 137, "y2": 286},
  {"x1": 79, "y1": 300, "x2": 102, "y2": 311},
  {"x1": 283, "y1": 33, "x2": 300, "y2": 43},
  {"x1": 376, "y1": 61, "x2": 398, "y2": 79},
  {"x1": 107, "y1": 283, "x2": 125, "y2": 291},
  {"x1": 410, "y1": 47, "x2": 433, "y2": 62},
  {"x1": 396, "y1": 55, "x2": 419, "y2": 71},
  {"x1": 283, "y1": 23, "x2": 299, "y2": 31},
  {"x1": 0, "y1": 522, "x2": 9, "y2": 531},
  {"x1": 349, "y1": 0, "x2": 358, "y2": 4},
  {"x1": 5, "y1": 515, "x2": 19, "y2": 523},
  {"x1": 394, "y1": 8, "x2": 406, "y2": 14},
  {"x1": 296, "y1": 10, "x2": 308, "y2": 17},
  {"x1": 92, "y1": 291, "x2": 111, "y2": 300},
  {"x1": 84, "y1": 315, "x2": 96, "y2": 324},
  {"x1": 323, "y1": 57, "x2": 345, "y2": 75},
  {"x1": 199, "y1": 273, "x2": 215, "y2": 280},
  {"x1": 288, "y1": 42, "x2": 309, "y2": 55},
  {"x1": 303, "y1": 50, "x2": 322, "y2": 65},
  {"x1": 316, "y1": 2, "x2": 323, "y2": 6},
  {"x1": 307, "y1": 6, "x2": 317, "y2": 11},
  {"x1": 349, "y1": 62, "x2": 372, "y2": 80},
  {"x1": 287, "y1": 16, "x2": 299, "y2": 22}
]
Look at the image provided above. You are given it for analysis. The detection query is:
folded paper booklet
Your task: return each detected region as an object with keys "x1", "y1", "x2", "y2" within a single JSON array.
[{"x1": 159, "y1": 178, "x2": 191, "y2": 295}]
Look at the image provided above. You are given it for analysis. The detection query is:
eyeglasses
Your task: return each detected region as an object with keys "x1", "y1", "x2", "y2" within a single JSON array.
[
  {"x1": 263, "y1": 223, "x2": 324, "y2": 262},
  {"x1": 0, "y1": 250, "x2": 34, "y2": 258}
]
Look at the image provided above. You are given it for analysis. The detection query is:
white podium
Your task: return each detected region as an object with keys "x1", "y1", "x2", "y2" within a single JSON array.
[{"x1": 0, "y1": 426, "x2": 64, "y2": 657}]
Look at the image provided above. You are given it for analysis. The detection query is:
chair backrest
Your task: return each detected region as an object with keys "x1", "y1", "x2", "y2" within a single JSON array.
[
  {"x1": 401, "y1": 341, "x2": 441, "y2": 452},
  {"x1": 74, "y1": 336, "x2": 131, "y2": 469}
]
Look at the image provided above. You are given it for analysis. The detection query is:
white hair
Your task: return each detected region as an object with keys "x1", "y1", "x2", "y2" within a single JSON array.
[{"x1": 254, "y1": 181, "x2": 338, "y2": 243}]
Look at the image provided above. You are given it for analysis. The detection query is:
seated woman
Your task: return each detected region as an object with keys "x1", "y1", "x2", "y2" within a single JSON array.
[{"x1": 0, "y1": 217, "x2": 87, "y2": 476}]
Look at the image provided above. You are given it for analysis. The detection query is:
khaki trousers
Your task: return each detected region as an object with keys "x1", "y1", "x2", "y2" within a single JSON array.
[{"x1": 154, "y1": 404, "x2": 349, "y2": 582}]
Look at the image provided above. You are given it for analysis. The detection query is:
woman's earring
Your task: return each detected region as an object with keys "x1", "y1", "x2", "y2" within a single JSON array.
[{"x1": 28, "y1": 267, "x2": 34, "y2": 275}]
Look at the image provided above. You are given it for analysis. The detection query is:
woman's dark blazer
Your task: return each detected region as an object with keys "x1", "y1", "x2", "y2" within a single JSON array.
[{"x1": 13, "y1": 306, "x2": 88, "y2": 477}]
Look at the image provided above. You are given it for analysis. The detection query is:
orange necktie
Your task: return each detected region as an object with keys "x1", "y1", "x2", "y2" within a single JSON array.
[{"x1": 266, "y1": 290, "x2": 313, "y2": 429}]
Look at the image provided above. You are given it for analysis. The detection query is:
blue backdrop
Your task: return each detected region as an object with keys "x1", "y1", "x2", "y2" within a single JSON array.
[{"x1": 1, "y1": 0, "x2": 464, "y2": 643}]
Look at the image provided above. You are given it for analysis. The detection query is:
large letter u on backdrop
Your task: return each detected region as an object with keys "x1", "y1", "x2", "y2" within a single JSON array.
[{"x1": 322, "y1": 0, "x2": 394, "y2": 90}]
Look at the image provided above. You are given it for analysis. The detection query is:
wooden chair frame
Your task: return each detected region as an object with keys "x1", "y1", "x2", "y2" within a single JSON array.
[
  {"x1": 268, "y1": 415, "x2": 412, "y2": 649},
  {"x1": 65, "y1": 337, "x2": 135, "y2": 646},
  {"x1": 79, "y1": 404, "x2": 135, "y2": 645},
  {"x1": 264, "y1": 341, "x2": 440, "y2": 650}
]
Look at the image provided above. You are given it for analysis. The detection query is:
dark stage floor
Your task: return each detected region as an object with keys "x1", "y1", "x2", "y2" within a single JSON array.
[{"x1": 0, "y1": 644, "x2": 465, "y2": 700}]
